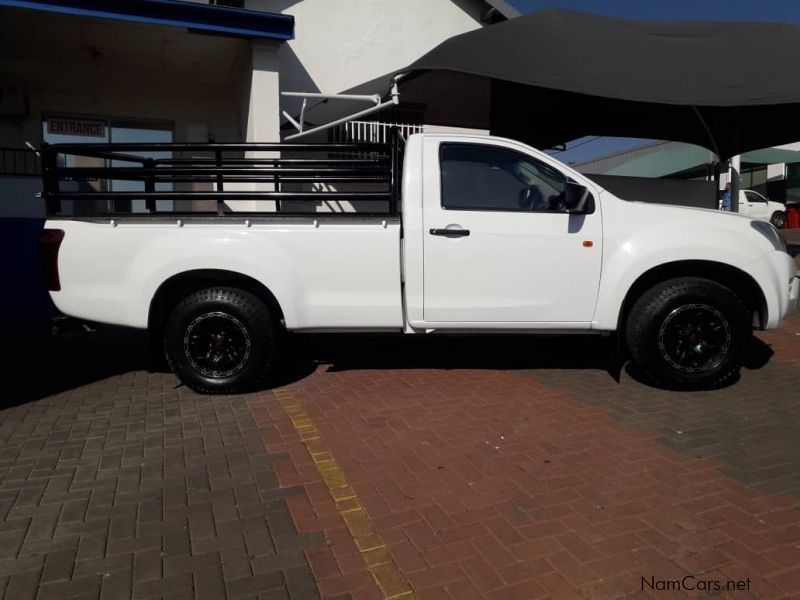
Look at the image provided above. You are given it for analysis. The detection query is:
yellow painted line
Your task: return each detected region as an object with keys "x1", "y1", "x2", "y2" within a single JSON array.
[{"x1": 273, "y1": 388, "x2": 417, "y2": 600}]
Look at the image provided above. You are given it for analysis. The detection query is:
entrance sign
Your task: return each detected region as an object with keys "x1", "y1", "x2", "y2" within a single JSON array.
[{"x1": 47, "y1": 118, "x2": 106, "y2": 138}]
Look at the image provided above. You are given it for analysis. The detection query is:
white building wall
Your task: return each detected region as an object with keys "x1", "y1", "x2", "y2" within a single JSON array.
[
  {"x1": 246, "y1": 0, "x2": 486, "y2": 115},
  {"x1": 242, "y1": 42, "x2": 283, "y2": 144},
  {"x1": 767, "y1": 142, "x2": 800, "y2": 186},
  {"x1": 767, "y1": 163, "x2": 785, "y2": 181},
  {"x1": 226, "y1": 41, "x2": 282, "y2": 212}
]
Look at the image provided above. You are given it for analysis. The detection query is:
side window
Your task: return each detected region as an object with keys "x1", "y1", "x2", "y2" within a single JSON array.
[
  {"x1": 440, "y1": 143, "x2": 569, "y2": 212},
  {"x1": 744, "y1": 191, "x2": 766, "y2": 203}
]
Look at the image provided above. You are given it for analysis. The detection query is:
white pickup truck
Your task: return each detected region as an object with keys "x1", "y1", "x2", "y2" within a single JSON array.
[
  {"x1": 39, "y1": 133, "x2": 798, "y2": 393},
  {"x1": 722, "y1": 189, "x2": 787, "y2": 228}
]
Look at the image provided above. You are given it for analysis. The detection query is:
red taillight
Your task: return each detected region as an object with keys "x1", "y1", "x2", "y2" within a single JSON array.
[{"x1": 38, "y1": 229, "x2": 65, "y2": 291}]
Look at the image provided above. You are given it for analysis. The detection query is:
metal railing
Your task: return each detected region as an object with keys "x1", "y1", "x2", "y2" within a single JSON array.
[
  {"x1": 41, "y1": 131, "x2": 402, "y2": 218},
  {"x1": 329, "y1": 120, "x2": 425, "y2": 144},
  {"x1": 1, "y1": 148, "x2": 41, "y2": 177}
]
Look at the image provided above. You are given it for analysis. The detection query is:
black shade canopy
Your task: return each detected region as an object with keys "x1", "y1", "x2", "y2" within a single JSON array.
[{"x1": 389, "y1": 10, "x2": 800, "y2": 159}]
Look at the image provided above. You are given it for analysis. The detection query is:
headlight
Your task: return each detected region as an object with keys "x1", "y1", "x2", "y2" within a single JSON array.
[{"x1": 750, "y1": 220, "x2": 787, "y2": 253}]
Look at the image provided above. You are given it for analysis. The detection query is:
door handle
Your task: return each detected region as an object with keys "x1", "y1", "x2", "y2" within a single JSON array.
[{"x1": 429, "y1": 228, "x2": 470, "y2": 237}]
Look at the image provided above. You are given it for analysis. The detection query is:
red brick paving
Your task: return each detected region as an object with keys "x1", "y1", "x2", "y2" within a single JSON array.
[
  {"x1": 0, "y1": 368, "x2": 327, "y2": 600},
  {"x1": 3, "y1": 280, "x2": 797, "y2": 599},
  {"x1": 760, "y1": 312, "x2": 800, "y2": 366},
  {"x1": 260, "y1": 315, "x2": 800, "y2": 599}
]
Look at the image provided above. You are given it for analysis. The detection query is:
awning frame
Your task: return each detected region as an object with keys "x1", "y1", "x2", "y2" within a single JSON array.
[{"x1": 281, "y1": 79, "x2": 402, "y2": 141}]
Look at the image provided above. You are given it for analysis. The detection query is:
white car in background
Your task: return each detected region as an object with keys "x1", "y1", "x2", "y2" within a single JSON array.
[{"x1": 722, "y1": 189, "x2": 787, "y2": 228}]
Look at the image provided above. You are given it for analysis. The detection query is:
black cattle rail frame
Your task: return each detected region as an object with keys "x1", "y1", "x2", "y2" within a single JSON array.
[{"x1": 40, "y1": 129, "x2": 401, "y2": 218}]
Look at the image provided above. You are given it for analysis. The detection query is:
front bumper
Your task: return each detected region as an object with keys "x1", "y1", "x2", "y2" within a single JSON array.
[{"x1": 753, "y1": 251, "x2": 799, "y2": 328}]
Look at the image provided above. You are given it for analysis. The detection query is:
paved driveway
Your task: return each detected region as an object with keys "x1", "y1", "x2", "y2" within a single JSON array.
[{"x1": 2, "y1": 268, "x2": 799, "y2": 598}]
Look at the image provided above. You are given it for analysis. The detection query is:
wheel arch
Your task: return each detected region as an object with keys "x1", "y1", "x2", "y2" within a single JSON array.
[
  {"x1": 617, "y1": 260, "x2": 767, "y2": 335},
  {"x1": 770, "y1": 209, "x2": 787, "y2": 227},
  {"x1": 146, "y1": 270, "x2": 285, "y2": 368}
]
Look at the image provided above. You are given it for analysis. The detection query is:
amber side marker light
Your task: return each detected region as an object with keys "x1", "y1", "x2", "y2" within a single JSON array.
[
  {"x1": 583, "y1": 240, "x2": 594, "y2": 247},
  {"x1": 38, "y1": 229, "x2": 65, "y2": 291}
]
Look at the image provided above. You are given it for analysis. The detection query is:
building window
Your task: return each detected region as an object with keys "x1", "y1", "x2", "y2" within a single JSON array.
[
  {"x1": 42, "y1": 116, "x2": 173, "y2": 214},
  {"x1": 786, "y1": 163, "x2": 800, "y2": 203},
  {"x1": 739, "y1": 165, "x2": 767, "y2": 193}
]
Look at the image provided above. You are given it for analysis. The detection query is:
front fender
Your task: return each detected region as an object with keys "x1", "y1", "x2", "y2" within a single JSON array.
[{"x1": 592, "y1": 199, "x2": 779, "y2": 330}]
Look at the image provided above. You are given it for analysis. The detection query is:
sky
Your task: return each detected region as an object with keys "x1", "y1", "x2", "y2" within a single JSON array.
[
  {"x1": 507, "y1": 0, "x2": 800, "y2": 25},
  {"x1": 507, "y1": 0, "x2": 800, "y2": 163}
]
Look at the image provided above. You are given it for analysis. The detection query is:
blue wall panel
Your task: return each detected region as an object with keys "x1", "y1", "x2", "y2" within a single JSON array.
[{"x1": 0, "y1": 218, "x2": 57, "y2": 326}]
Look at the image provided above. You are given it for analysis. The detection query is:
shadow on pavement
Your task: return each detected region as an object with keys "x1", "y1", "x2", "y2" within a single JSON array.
[
  {"x1": 3, "y1": 322, "x2": 149, "y2": 407},
  {"x1": 622, "y1": 335, "x2": 774, "y2": 391},
  {"x1": 5, "y1": 326, "x2": 617, "y2": 405},
  {"x1": 296, "y1": 332, "x2": 613, "y2": 373},
  {"x1": 2, "y1": 322, "x2": 778, "y2": 405}
]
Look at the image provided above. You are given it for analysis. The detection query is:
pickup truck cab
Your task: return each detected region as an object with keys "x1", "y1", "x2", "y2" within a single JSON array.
[
  {"x1": 40, "y1": 133, "x2": 799, "y2": 392},
  {"x1": 721, "y1": 189, "x2": 787, "y2": 228}
]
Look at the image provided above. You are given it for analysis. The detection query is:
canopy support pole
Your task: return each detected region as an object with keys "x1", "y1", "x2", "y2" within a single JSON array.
[
  {"x1": 730, "y1": 155, "x2": 741, "y2": 213},
  {"x1": 691, "y1": 106, "x2": 721, "y2": 159},
  {"x1": 692, "y1": 106, "x2": 725, "y2": 210}
]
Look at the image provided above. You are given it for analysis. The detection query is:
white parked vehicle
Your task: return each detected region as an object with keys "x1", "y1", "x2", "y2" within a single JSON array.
[
  {"x1": 721, "y1": 189, "x2": 787, "y2": 228},
  {"x1": 39, "y1": 133, "x2": 799, "y2": 392}
]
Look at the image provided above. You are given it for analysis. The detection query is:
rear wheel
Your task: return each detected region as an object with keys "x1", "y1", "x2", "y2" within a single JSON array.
[
  {"x1": 770, "y1": 210, "x2": 786, "y2": 229},
  {"x1": 625, "y1": 277, "x2": 751, "y2": 389},
  {"x1": 164, "y1": 287, "x2": 276, "y2": 394}
]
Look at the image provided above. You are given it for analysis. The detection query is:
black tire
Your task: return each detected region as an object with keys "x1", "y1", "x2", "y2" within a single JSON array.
[
  {"x1": 625, "y1": 277, "x2": 751, "y2": 389},
  {"x1": 770, "y1": 211, "x2": 786, "y2": 229},
  {"x1": 164, "y1": 287, "x2": 276, "y2": 394}
]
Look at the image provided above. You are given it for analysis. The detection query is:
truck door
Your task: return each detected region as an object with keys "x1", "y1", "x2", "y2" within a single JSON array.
[
  {"x1": 744, "y1": 191, "x2": 769, "y2": 219},
  {"x1": 421, "y1": 137, "x2": 602, "y2": 325},
  {"x1": 737, "y1": 191, "x2": 751, "y2": 216}
]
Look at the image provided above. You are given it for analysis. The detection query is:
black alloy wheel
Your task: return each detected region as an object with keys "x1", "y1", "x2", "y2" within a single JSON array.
[
  {"x1": 183, "y1": 311, "x2": 251, "y2": 379},
  {"x1": 164, "y1": 287, "x2": 277, "y2": 394},
  {"x1": 625, "y1": 277, "x2": 750, "y2": 389},
  {"x1": 656, "y1": 303, "x2": 731, "y2": 373}
]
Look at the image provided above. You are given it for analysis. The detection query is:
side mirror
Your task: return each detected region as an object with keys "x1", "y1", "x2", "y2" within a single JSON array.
[{"x1": 564, "y1": 182, "x2": 591, "y2": 214}]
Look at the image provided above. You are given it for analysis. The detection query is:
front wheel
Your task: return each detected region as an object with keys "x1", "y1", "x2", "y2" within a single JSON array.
[
  {"x1": 770, "y1": 210, "x2": 786, "y2": 229},
  {"x1": 164, "y1": 287, "x2": 277, "y2": 394},
  {"x1": 625, "y1": 277, "x2": 751, "y2": 389}
]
